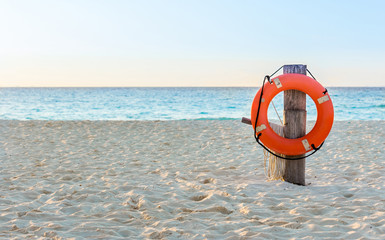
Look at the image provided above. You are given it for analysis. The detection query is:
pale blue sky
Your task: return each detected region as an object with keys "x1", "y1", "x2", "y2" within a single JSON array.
[{"x1": 1, "y1": 0, "x2": 384, "y2": 87}]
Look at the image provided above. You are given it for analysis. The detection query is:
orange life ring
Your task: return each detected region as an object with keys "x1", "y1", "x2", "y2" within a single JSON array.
[{"x1": 251, "y1": 73, "x2": 334, "y2": 156}]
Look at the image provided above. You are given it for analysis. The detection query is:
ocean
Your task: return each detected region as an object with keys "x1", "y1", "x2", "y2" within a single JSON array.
[{"x1": 0, "y1": 87, "x2": 384, "y2": 121}]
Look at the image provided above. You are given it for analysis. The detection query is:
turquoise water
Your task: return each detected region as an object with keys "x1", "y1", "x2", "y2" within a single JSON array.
[{"x1": 0, "y1": 87, "x2": 383, "y2": 120}]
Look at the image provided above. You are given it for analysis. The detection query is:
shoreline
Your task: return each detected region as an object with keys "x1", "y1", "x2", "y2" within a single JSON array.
[
  {"x1": 1, "y1": 120, "x2": 384, "y2": 239},
  {"x1": 1, "y1": 119, "x2": 384, "y2": 122}
]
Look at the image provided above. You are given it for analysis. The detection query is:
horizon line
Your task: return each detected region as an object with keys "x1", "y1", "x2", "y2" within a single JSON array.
[{"x1": 1, "y1": 85, "x2": 384, "y2": 88}]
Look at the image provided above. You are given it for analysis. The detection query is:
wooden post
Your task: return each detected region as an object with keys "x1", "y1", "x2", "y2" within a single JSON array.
[{"x1": 283, "y1": 64, "x2": 307, "y2": 185}]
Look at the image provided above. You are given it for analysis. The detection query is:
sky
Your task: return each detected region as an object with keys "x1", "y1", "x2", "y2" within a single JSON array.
[{"x1": 1, "y1": 0, "x2": 384, "y2": 87}]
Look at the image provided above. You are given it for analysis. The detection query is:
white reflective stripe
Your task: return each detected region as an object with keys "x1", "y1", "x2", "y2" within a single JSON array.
[
  {"x1": 273, "y1": 78, "x2": 282, "y2": 89},
  {"x1": 317, "y1": 95, "x2": 330, "y2": 104},
  {"x1": 302, "y1": 139, "x2": 312, "y2": 151},
  {"x1": 255, "y1": 124, "x2": 266, "y2": 133}
]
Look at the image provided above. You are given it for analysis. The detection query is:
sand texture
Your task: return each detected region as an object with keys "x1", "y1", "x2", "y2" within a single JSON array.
[{"x1": 0, "y1": 120, "x2": 384, "y2": 239}]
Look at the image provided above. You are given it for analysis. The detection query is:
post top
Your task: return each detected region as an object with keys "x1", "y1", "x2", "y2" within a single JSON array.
[
  {"x1": 283, "y1": 64, "x2": 307, "y2": 75},
  {"x1": 283, "y1": 64, "x2": 306, "y2": 66}
]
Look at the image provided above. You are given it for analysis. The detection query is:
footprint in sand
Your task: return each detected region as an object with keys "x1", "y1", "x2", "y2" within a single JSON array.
[{"x1": 190, "y1": 194, "x2": 208, "y2": 202}]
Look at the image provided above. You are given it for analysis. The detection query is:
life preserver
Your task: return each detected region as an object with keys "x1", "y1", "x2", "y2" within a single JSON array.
[{"x1": 251, "y1": 73, "x2": 334, "y2": 156}]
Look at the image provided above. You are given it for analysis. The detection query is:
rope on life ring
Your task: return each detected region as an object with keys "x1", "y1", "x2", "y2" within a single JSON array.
[{"x1": 251, "y1": 72, "x2": 334, "y2": 159}]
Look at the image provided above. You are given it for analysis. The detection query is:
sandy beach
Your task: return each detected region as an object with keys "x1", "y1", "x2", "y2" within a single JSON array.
[{"x1": 0, "y1": 120, "x2": 384, "y2": 239}]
